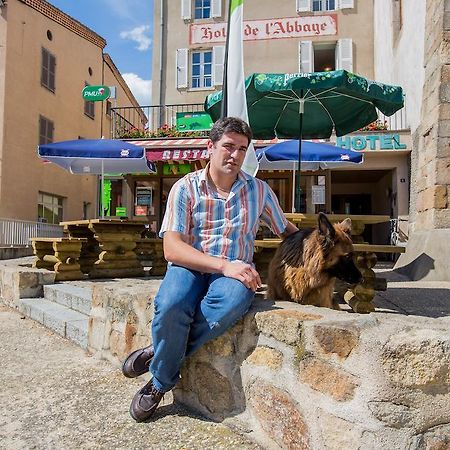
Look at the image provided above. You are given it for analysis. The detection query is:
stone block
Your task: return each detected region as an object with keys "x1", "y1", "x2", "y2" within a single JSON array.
[
  {"x1": 298, "y1": 358, "x2": 358, "y2": 401},
  {"x1": 254, "y1": 309, "x2": 322, "y2": 346},
  {"x1": 247, "y1": 380, "x2": 310, "y2": 449},
  {"x1": 318, "y1": 412, "x2": 366, "y2": 450},
  {"x1": 436, "y1": 137, "x2": 450, "y2": 157},
  {"x1": 368, "y1": 401, "x2": 415, "y2": 429},
  {"x1": 178, "y1": 361, "x2": 235, "y2": 418},
  {"x1": 381, "y1": 329, "x2": 450, "y2": 388},
  {"x1": 66, "y1": 319, "x2": 88, "y2": 349},
  {"x1": 438, "y1": 119, "x2": 450, "y2": 137},
  {"x1": 410, "y1": 423, "x2": 450, "y2": 450},
  {"x1": 246, "y1": 346, "x2": 283, "y2": 370},
  {"x1": 313, "y1": 323, "x2": 360, "y2": 358},
  {"x1": 417, "y1": 185, "x2": 448, "y2": 211}
]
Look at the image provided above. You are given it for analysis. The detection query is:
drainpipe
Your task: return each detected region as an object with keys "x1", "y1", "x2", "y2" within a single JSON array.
[{"x1": 158, "y1": 0, "x2": 167, "y2": 127}]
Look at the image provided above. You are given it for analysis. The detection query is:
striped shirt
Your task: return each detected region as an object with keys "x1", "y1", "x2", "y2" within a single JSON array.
[{"x1": 159, "y1": 166, "x2": 288, "y2": 264}]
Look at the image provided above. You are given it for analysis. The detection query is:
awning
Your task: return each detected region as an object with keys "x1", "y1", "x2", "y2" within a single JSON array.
[{"x1": 127, "y1": 138, "x2": 285, "y2": 162}]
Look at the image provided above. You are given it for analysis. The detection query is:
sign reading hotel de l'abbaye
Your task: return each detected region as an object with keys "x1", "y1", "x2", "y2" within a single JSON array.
[{"x1": 189, "y1": 14, "x2": 337, "y2": 44}]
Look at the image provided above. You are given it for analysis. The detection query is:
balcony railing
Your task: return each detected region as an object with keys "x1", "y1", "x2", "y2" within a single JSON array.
[
  {"x1": 111, "y1": 104, "x2": 409, "y2": 139},
  {"x1": 0, "y1": 218, "x2": 63, "y2": 247},
  {"x1": 111, "y1": 104, "x2": 207, "y2": 139}
]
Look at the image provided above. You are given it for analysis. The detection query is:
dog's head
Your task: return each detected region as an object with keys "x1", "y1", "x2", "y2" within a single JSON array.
[{"x1": 317, "y1": 212, "x2": 363, "y2": 284}]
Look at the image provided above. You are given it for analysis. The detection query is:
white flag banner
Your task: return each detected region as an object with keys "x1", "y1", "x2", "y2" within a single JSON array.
[{"x1": 226, "y1": 0, "x2": 259, "y2": 176}]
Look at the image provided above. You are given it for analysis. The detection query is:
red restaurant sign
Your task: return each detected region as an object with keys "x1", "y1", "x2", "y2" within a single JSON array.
[
  {"x1": 146, "y1": 149, "x2": 210, "y2": 161},
  {"x1": 190, "y1": 15, "x2": 337, "y2": 44}
]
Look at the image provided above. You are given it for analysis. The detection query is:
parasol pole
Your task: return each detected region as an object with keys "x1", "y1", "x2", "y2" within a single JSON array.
[
  {"x1": 295, "y1": 93, "x2": 304, "y2": 213},
  {"x1": 101, "y1": 159, "x2": 105, "y2": 219},
  {"x1": 220, "y1": 0, "x2": 233, "y2": 118}
]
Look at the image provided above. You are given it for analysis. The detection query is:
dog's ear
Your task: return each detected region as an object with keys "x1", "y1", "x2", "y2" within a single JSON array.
[
  {"x1": 339, "y1": 218, "x2": 352, "y2": 235},
  {"x1": 318, "y1": 212, "x2": 336, "y2": 238}
]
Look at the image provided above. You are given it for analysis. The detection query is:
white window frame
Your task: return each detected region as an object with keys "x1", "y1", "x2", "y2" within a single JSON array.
[
  {"x1": 191, "y1": 49, "x2": 213, "y2": 89},
  {"x1": 296, "y1": 0, "x2": 311, "y2": 12},
  {"x1": 335, "y1": 38, "x2": 353, "y2": 72},
  {"x1": 212, "y1": 45, "x2": 224, "y2": 86},
  {"x1": 194, "y1": 0, "x2": 211, "y2": 19},
  {"x1": 298, "y1": 41, "x2": 314, "y2": 73},
  {"x1": 339, "y1": 0, "x2": 354, "y2": 10},
  {"x1": 176, "y1": 48, "x2": 189, "y2": 89},
  {"x1": 312, "y1": 0, "x2": 337, "y2": 11},
  {"x1": 181, "y1": 0, "x2": 192, "y2": 20}
]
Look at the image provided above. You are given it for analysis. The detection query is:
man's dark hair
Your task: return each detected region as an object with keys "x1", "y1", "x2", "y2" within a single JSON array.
[{"x1": 209, "y1": 117, "x2": 253, "y2": 145}]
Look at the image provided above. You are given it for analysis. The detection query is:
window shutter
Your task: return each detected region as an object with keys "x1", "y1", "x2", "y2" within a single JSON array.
[
  {"x1": 336, "y1": 38, "x2": 353, "y2": 72},
  {"x1": 298, "y1": 41, "x2": 314, "y2": 73},
  {"x1": 181, "y1": 0, "x2": 191, "y2": 20},
  {"x1": 213, "y1": 45, "x2": 225, "y2": 86},
  {"x1": 211, "y1": 0, "x2": 222, "y2": 18},
  {"x1": 296, "y1": 0, "x2": 311, "y2": 12},
  {"x1": 176, "y1": 48, "x2": 188, "y2": 89},
  {"x1": 338, "y1": 0, "x2": 354, "y2": 10}
]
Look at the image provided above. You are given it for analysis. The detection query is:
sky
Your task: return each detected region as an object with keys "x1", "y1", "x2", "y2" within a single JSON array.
[{"x1": 48, "y1": 0, "x2": 154, "y2": 106}]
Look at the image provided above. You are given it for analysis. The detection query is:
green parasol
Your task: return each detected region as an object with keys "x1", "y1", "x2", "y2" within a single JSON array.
[{"x1": 205, "y1": 70, "x2": 404, "y2": 211}]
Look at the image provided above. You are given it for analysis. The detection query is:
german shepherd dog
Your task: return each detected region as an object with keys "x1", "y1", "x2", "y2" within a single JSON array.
[{"x1": 267, "y1": 213, "x2": 362, "y2": 309}]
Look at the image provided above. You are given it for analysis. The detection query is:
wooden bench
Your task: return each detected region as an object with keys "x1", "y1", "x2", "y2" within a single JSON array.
[
  {"x1": 254, "y1": 239, "x2": 406, "y2": 313},
  {"x1": 134, "y1": 238, "x2": 166, "y2": 275},
  {"x1": 30, "y1": 237, "x2": 87, "y2": 281}
]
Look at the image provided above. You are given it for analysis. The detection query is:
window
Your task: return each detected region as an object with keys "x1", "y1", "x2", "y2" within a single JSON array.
[
  {"x1": 38, "y1": 192, "x2": 64, "y2": 224},
  {"x1": 41, "y1": 47, "x2": 56, "y2": 92},
  {"x1": 194, "y1": 0, "x2": 210, "y2": 19},
  {"x1": 312, "y1": 0, "x2": 335, "y2": 11},
  {"x1": 177, "y1": 46, "x2": 223, "y2": 89},
  {"x1": 191, "y1": 50, "x2": 212, "y2": 88},
  {"x1": 296, "y1": 0, "x2": 353, "y2": 13},
  {"x1": 106, "y1": 100, "x2": 112, "y2": 117},
  {"x1": 39, "y1": 115, "x2": 54, "y2": 145},
  {"x1": 84, "y1": 82, "x2": 95, "y2": 119},
  {"x1": 299, "y1": 39, "x2": 352, "y2": 73},
  {"x1": 182, "y1": 0, "x2": 221, "y2": 19}
]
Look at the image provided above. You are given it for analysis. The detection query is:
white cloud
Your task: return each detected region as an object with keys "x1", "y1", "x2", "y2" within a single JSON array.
[
  {"x1": 122, "y1": 73, "x2": 152, "y2": 106},
  {"x1": 120, "y1": 25, "x2": 151, "y2": 51}
]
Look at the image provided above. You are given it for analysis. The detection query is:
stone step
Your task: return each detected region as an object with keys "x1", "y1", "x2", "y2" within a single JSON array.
[
  {"x1": 43, "y1": 284, "x2": 92, "y2": 315},
  {"x1": 18, "y1": 298, "x2": 88, "y2": 349}
]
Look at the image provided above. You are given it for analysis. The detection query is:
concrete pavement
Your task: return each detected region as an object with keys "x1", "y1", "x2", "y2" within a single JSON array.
[{"x1": 0, "y1": 304, "x2": 260, "y2": 450}]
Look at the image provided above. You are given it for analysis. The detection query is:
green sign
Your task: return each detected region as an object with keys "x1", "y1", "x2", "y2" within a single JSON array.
[
  {"x1": 82, "y1": 85, "x2": 110, "y2": 102},
  {"x1": 176, "y1": 112, "x2": 213, "y2": 132},
  {"x1": 336, "y1": 134, "x2": 407, "y2": 151},
  {"x1": 102, "y1": 179, "x2": 111, "y2": 216},
  {"x1": 115, "y1": 206, "x2": 127, "y2": 217},
  {"x1": 163, "y1": 163, "x2": 191, "y2": 175}
]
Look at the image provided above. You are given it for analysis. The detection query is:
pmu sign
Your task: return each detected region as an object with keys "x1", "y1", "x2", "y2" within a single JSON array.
[{"x1": 82, "y1": 85, "x2": 110, "y2": 102}]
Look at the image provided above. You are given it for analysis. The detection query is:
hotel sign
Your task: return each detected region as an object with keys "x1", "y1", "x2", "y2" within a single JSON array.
[
  {"x1": 190, "y1": 15, "x2": 337, "y2": 44},
  {"x1": 336, "y1": 134, "x2": 407, "y2": 151}
]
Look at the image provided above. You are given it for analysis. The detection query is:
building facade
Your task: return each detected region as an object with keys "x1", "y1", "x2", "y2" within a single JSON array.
[
  {"x1": 0, "y1": 0, "x2": 140, "y2": 224},
  {"x1": 131, "y1": 0, "x2": 409, "y2": 244}
]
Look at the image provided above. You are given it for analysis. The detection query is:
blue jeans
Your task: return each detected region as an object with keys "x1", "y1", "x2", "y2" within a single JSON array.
[{"x1": 149, "y1": 265, "x2": 255, "y2": 392}]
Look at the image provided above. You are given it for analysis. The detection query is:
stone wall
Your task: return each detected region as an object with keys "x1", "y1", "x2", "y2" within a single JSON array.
[
  {"x1": 174, "y1": 302, "x2": 450, "y2": 449},
  {"x1": 82, "y1": 280, "x2": 450, "y2": 450},
  {"x1": 396, "y1": 0, "x2": 450, "y2": 280}
]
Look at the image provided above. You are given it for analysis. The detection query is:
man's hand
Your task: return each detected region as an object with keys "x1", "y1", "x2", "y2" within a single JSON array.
[{"x1": 222, "y1": 260, "x2": 262, "y2": 291}]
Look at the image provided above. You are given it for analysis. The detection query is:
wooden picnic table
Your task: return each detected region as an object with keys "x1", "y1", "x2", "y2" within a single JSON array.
[
  {"x1": 60, "y1": 218, "x2": 147, "y2": 278},
  {"x1": 284, "y1": 213, "x2": 391, "y2": 242}
]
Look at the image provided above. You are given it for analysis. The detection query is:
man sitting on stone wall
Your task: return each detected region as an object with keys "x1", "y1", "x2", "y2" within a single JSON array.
[{"x1": 121, "y1": 117, "x2": 298, "y2": 422}]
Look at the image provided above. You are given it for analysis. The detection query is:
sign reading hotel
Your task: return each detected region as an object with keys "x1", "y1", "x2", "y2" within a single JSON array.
[
  {"x1": 190, "y1": 15, "x2": 337, "y2": 44},
  {"x1": 336, "y1": 134, "x2": 407, "y2": 151}
]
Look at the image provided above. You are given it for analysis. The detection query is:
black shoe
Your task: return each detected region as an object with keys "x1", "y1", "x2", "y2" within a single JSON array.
[
  {"x1": 130, "y1": 379, "x2": 165, "y2": 422},
  {"x1": 122, "y1": 345, "x2": 154, "y2": 378}
]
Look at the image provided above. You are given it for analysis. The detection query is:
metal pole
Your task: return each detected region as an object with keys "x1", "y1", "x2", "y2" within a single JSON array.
[
  {"x1": 220, "y1": 0, "x2": 232, "y2": 118},
  {"x1": 101, "y1": 159, "x2": 105, "y2": 219},
  {"x1": 295, "y1": 94, "x2": 304, "y2": 213}
]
